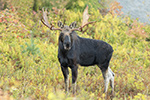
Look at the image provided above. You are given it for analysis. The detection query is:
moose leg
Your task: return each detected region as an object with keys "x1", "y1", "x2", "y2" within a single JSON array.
[
  {"x1": 61, "y1": 66, "x2": 69, "y2": 93},
  {"x1": 99, "y1": 66, "x2": 114, "y2": 95},
  {"x1": 71, "y1": 65, "x2": 78, "y2": 94},
  {"x1": 102, "y1": 68, "x2": 109, "y2": 93},
  {"x1": 108, "y1": 67, "x2": 115, "y2": 96}
]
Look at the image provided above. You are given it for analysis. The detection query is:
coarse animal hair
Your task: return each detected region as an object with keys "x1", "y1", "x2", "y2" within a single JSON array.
[
  {"x1": 57, "y1": 22, "x2": 114, "y2": 95},
  {"x1": 41, "y1": 8, "x2": 115, "y2": 96}
]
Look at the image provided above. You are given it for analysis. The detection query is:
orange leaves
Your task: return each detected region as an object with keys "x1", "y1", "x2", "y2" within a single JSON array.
[
  {"x1": 109, "y1": 1, "x2": 123, "y2": 16},
  {"x1": 52, "y1": 7, "x2": 59, "y2": 14},
  {"x1": 0, "y1": 7, "x2": 28, "y2": 37},
  {"x1": 126, "y1": 20, "x2": 148, "y2": 39}
]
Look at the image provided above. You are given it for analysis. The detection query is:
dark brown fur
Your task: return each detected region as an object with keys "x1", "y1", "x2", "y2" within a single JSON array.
[{"x1": 57, "y1": 22, "x2": 115, "y2": 95}]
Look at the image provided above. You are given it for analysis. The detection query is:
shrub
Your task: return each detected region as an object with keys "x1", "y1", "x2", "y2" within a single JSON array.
[{"x1": 0, "y1": 0, "x2": 150, "y2": 99}]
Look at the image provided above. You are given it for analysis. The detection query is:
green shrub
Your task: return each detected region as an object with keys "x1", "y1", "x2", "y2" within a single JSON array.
[{"x1": 21, "y1": 31, "x2": 40, "y2": 56}]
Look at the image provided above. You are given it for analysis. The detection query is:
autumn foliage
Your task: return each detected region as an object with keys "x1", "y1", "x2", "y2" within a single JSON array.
[{"x1": 0, "y1": 0, "x2": 150, "y2": 100}]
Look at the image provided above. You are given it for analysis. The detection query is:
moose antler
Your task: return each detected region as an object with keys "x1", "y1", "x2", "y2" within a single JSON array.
[
  {"x1": 41, "y1": 8, "x2": 62, "y2": 31},
  {"x1": 71, "y1": 6, "x2": 96, "y2": 32}
]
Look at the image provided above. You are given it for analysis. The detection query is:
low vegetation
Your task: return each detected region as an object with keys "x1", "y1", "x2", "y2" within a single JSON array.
[{"x1": 0, "y1": 0, "x2": 150, "y2": 99}]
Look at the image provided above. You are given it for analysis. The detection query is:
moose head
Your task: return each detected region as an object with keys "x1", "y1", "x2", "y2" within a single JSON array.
[
  {"x1": 41, "y1": 8, "x2": 95, "y2": 51},
  {"x1": 57, "y1": 21, "x2": 77, "y2": 50}
]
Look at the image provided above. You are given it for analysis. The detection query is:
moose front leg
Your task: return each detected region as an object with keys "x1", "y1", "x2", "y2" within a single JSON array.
[
  {"x1": 61, "y1": 66, "x2": 69, "y2": 93},
  {"x1": 71, "y1": 65, "x2": 78, "y2": 94}
]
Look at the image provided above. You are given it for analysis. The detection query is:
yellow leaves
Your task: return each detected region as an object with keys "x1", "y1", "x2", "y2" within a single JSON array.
[
  {"x1": 78, "y1": 0, "x2": 85, "y2": 7},
  {"x1": 48, "y1": 90, "x2": 74, "y2": 100},
  {"x1": 90, "y1": 93, "x2": 95, "y2": 97},
  {"x1": 0, "y1": 1, "x2": 150, "y2": 100},
  {"x1": 134, "y1": 93, "x2": 146, "y2": 100},
  {"x1": 127, "y1": 74, "x2": 135, "y2": 85},
  {"x1": 0, "y1": 77, "x2": 4, "y2": 88},
  {"x1": 48, "y1": 92, "x2": 56, "y2": 100},
  {"x1": 64, "y1": 10, "x2": 82, "y2": 23},
  {"x1": 94, "y1": 29, "x2": 100, "y2": 40},
  {"x1": 134, "y1": 81, "x2": 145, "y2": 90},
  {"x1": 126, "y1": 71, "x2": 146, "y2": 91},
  {"x1": 102, "y1": 93, "x2": 106, "y2": 98}
]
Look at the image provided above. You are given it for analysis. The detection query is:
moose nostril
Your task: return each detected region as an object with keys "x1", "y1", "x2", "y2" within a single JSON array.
[{"x1": 66, "y1": 43, "x2": 70, "y2": 48}]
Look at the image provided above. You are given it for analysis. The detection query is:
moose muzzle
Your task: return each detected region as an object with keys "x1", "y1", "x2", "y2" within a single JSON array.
[{"x1": 63, "y1": 35, "x2": 71, "y2": 50}]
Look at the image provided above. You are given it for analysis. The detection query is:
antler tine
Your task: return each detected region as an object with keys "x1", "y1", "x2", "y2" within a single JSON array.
[
  {"x1": 41, "y1": 8, "x2": 62, "y2": 31},
  {"x1": 71, "y1": 21, "x2": 96, "y2": 32},
  {"x1": 71, "y1": 5, "x2": 96, "y2": 32}
]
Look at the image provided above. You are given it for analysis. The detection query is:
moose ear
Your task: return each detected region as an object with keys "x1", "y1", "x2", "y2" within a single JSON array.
[
  {"x1": 69, "y1": 21, "x2": 77, "y2": 29},
  {"x1": 57, "y1": 21, "x2": 64, "y2": 28}
]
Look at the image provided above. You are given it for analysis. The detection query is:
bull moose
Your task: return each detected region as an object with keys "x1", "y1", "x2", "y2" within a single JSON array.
[{"x1": 41, "y1": 7, "x2": 115, "y2": 95}]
